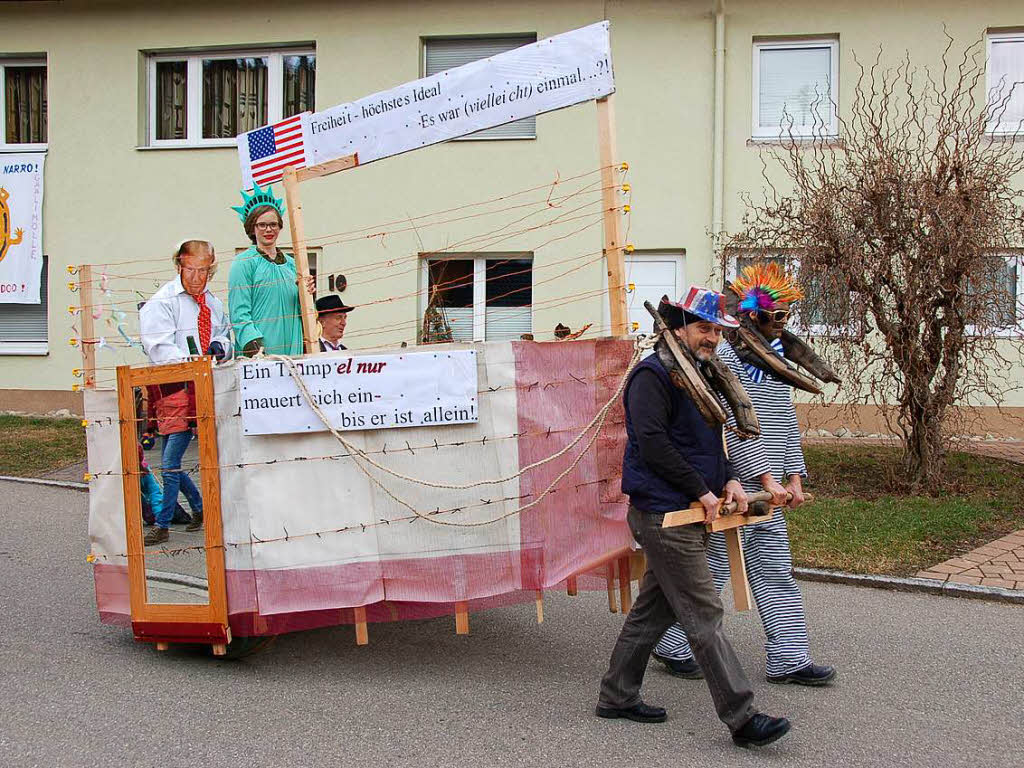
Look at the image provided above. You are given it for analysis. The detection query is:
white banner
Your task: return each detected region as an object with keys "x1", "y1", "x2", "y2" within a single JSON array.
[
  {"x1": 238, "y1": 22, "x2": 614, "y2": 186},
  {"x1": 0, "y1": 154, "x2": 44, "y2": 304},
  {"x1": 239, "y1": 349, "x2": 479, "y2": 435}
]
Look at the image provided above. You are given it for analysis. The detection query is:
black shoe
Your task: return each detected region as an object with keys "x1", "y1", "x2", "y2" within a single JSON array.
[
  {"x1": 767, "y1": 663, "x2": 836, "y2": 687},
  {"x1": 651, "y1": 651, "x2": 704, "y2": 680},
  {"x1": 185, "y1": 514, "x2": 203, "y2": 533},
  {"x1": 595, "y1": 702, "x2": 667, "y2": 723},
  {"x1": 732, "y1": 714, "x2": 792, "y2": 748}
]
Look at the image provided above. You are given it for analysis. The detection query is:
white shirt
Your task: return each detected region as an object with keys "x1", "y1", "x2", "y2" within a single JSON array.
[
  {"x1": 319, "y1": 336, "x2": 347, "y2": 352},
  {"x1": 139, "y1": 276, "x2": 232, "y2": 364}
]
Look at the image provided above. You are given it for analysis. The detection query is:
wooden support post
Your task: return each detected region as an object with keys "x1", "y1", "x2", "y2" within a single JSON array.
[
  {"x1": 78, "y1": 264, "x2": 97, "y2": 389},
  {"x1": 566, "y1": 576, "x2": 578, "y2": 597},
  {"x1": 606, "y1": 562, "x2": 618, "y2": 613},
  {"x1": 617, "y1": 555, "x2": 632, "y2": 614},
  {"x1": 535, "y1": 591, "x2": 544, "y2": 624},
  {"x1": 597, "y1": 95, "x2": 628, "y2": 337},
  {"x1": 353, "y1": 606, "x2": 369, "y2": 645},
  {"x1": 211, "y1": 644, "x2": 227, "y2": 656},
  {"x1": 723, "y1": 528, "x2": 753, "y2": 612},
  {"x1": 282, "y1": 166, "x2": 319, "y2": 355},
  {"x1": 455, "y1": 601, "x2": 470, "y2": 635}
]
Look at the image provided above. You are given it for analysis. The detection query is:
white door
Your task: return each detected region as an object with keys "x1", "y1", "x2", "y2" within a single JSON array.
[{"x1": 624, "y1": 252, "x2": 685, "y2": 336}]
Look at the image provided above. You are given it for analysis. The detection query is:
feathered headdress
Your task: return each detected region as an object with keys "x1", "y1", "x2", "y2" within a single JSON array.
[{"x1": 730, "y1": 261, "x2": 804, "y2": 312}]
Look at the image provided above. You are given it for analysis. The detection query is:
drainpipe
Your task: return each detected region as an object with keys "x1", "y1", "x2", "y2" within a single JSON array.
[{"x1": 711, "y1": 0, "x2": 726, "y2": 275}]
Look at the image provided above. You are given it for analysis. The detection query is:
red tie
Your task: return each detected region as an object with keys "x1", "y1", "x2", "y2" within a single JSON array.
[{"x1": 194, "y1": 292, "x2": 211, "y2": 354}]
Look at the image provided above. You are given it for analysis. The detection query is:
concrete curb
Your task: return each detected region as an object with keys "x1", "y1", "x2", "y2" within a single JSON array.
[
  {"x1": 794, "y1": 566, "x2": 1024, "y2": 605},
  {"x1": 0, "y1": 474, "x2": 88, "y2": 491}
]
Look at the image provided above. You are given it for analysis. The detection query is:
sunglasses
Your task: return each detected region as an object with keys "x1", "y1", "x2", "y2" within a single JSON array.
[{"x1": 756, "y1": 309, "x2": 791, "y2": 323}]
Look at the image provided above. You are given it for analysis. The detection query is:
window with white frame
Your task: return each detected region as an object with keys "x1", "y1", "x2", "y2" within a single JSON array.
[
  {"x1": 986, "y1": 32, "x2": 1024, "y2": 135},
  {"x1": 423, "y1": 254, "x2": 533, "y2": 342},
  {"x1": 731, "y1": 253, "x2": 854, "y2": 336},
  {"x1": 424, "y1": 35, "x2": 537, "y2": 139},
  {"x1": 966, "y1": 254, "x2": 1023, "y2": 334},
  {"x1": 0, "y1": 255, "x2": 47, "y2": 354},
  {"x1": 147, "y1": 47, "x2": 315, "y2": 147},
  {"x1": 752, "y1": 39, "x2": 838, "y2": 139},
  {"x1": 0, "y1": 58, "x2": 46, "y2": 150}
]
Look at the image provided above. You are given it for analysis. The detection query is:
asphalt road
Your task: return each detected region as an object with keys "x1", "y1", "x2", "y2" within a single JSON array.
[{"x1": 2, "y1": 479, "x2": 1022, "y2": 768}]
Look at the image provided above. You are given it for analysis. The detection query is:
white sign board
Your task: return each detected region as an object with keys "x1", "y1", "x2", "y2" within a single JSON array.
[
  {"x1": 0, "y1": 154, "x2": 44, "y2": 304},
  {"x1": 238, "y1": 21, "x2": 614, "y2": 186},
  {"x1": 239, "y1": 350, "x2": 479, "y2": 436}
]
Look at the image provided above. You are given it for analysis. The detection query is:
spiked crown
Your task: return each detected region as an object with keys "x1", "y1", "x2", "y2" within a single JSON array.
[
  {"x1": 231, "y1": 182, "x2": 284, "y2": 223},
  {"x1": 730, "y1": 261, "x2": 804, "y2": 312}
]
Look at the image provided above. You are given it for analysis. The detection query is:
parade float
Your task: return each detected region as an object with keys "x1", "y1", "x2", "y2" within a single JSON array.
[{"x1": 79, "y1": 22, "x2": 774, "y2": 657}]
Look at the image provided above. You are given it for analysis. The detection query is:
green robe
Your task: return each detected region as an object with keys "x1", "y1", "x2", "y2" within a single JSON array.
[{"x1": 228, "y1": 246, "x2": 304, "y2": 356}]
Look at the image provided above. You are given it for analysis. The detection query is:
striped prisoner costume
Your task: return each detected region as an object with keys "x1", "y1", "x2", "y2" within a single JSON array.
[{"x1": 653, "y1": 338, "x2": 813, "y2": 677}]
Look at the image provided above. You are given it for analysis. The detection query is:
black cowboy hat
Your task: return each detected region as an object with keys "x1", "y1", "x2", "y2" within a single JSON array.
[{"x1": 315, "y1": 294, "x2": 354, "y2": 315}]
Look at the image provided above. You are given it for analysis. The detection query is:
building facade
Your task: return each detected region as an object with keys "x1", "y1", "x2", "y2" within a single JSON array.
[{"x1": 0, "y1": 0, "x2": 1022, "y2": 434}]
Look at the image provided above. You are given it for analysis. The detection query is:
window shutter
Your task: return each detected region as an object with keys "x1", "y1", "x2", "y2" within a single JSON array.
[
  {"x1": 443, "y1": 307, "x2": 475, "y2": 341},
  {"x1": 0, "y1": 255, "x2": 48, "y2": 342},
  {"x1": 758, "y1": 45, "x2": 833, "y2": 135},
  {"x1": 484, "y1": 307, "x2": 531, "y2": 340},
  {"x1": 424, "y1": 36, "x2": 537, "y2": 139}
]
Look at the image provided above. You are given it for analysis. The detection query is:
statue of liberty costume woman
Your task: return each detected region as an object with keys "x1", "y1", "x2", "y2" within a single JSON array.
[{"x1": 228, "y1": 183, "x2": 314, "y2": 357}]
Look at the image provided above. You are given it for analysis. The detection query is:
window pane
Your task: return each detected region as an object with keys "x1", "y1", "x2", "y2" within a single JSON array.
[
  {"x1": 428, "y1": 259, "x2": 474, "y2": 307},
  {"x1": 283, "y1": 54, "x2": 316, "y2": 117},
  {"x1": 968, "y1": 258, "x2": 1019, "y2": 328},
  {"x1": 202, "y1": 57, "x2": 268, "y2": 138},
  {"x1": 425, "y1": 259, "x2": 474, "y2": 342},
  {"x1": 485, "y1": 258, "x2": 532, "y2": 307},
  {"x1": 485, "y1": 258, "x2": 531, "y2": 341},
  {"x1": 4, "y1": 66, "x2": 47, "y2": 144},
  {"x1": 988, "y1": 38, "x2": 1024, "y2": 130},
  {"x1": 800, "y1": 267, "x2": 851, "y2": 328},
  {"x1": 155, "y1": 61, "x2": 187, "y2": 140},
  {"x1": 758, "y1": 46, "x2": 832, "y2": 133},
  {"x1": 424, "y1": 36, "x2": 536, "y2": 139}
]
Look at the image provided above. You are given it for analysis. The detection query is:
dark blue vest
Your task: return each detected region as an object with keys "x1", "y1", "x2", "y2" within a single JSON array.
[{"x1": 621, "y1": 354, "x2": 727, "y2": 512}]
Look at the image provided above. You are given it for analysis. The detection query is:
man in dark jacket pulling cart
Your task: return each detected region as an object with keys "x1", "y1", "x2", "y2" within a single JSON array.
[{"x1": 596, "y1": 285, "x2": 792, "y2": 749}]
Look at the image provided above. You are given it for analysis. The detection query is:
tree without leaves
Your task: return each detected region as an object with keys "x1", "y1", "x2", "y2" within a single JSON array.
[{"x1": 723, "y1": 38, "x2": 1024, "y2": 488}]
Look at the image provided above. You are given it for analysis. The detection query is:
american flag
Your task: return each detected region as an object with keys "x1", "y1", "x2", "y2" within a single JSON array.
[{"x1": 246, "y1": 114, "x2": 306, "y2": 186}]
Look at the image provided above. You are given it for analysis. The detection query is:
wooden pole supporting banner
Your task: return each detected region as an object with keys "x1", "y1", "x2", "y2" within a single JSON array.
[
  {"x1": 597, "y1": 95, "x2": 628, "y2": 337},
  {"x1": 353, "y1": 606, "x2": 369, "y2": 645},
  {"x1": 78, "y1": 264, "x2": 97, "y2": 389},
  {"x1": 617, "y1": 555, "x2": 632, "y2": 614},
  {"x1": 282, "y1": 166, "x2": 319, "y2": 355},
  {"x1": 606, "y1": 563, "x2": 618, "y2": 613},
  {"x1": 724, "y1": 528, "x2": 753, "y2": 612},
  {"x1": 295, "y1": 153, "x2": 359, "y2": 183},
  {"x1": 455, "y1": 601, "x2": 470, "y2": 635}
]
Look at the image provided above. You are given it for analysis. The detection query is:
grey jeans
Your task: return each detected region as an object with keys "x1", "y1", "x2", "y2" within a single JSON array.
[{"x1": 598, "y1": 506, "x2": 757, "y2": 732}]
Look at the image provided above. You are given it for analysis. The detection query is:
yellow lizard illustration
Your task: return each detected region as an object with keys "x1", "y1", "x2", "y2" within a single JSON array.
[{"x1": 0, "y1": 186, "x2": 24, "y2": 264}]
